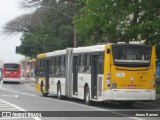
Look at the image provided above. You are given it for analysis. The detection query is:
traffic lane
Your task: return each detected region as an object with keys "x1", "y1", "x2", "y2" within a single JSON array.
[
  {"x1": 0, "y1": 93, "x2": 159, "y2": 120},
  {"x1": 0, "y1": 85, "x2": 159, "y2": 120},
  {"x1": 0, "y1": 99, "x2": 41, "y2": 120},
  {"x1": 1, "y1": 82, "x2": 160, "y2": 111},
  {"x1": 20, "y1": 79, "x2": 160, "y2": 110},
  {"x1": 0, "y1": 89, "x2": 137, "y2": 120},
  {"x1": 1, "y1": 81, "x2": 39, "y2": 96},
  {"x1": 20, "y1": 79, "x2": 160, "y2": 109},
  {"x1": 0, "y1": 87, "x2": 123, "y2": 112}
]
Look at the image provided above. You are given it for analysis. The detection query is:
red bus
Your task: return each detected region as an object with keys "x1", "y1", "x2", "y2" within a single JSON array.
[{"x1": 3, "y1": 63, "x2": 21, "y2": 83}]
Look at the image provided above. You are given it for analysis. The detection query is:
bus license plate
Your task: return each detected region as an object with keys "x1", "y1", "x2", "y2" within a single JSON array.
[{"x1": 128, "y1": 85, "x2": 136, "y2": 89}]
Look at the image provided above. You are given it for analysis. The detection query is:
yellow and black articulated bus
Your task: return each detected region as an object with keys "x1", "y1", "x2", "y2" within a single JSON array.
[{"x1": 35, "y1": 43, "x2": 156, "y2": 106}]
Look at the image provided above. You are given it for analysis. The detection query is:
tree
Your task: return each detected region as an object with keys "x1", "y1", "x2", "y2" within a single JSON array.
[
  {"x1": 2, "y1": 6, "x2": 50, "y2": 34},
  {"x1": 74, "y1": 0, "x2": 160, "y2": 46},
  {"x1": 2, "y1": 0, "x2": 76, "y2": 57},
  {"x1": 17, "y1": 0, "x2": 75, "y2": 57},
  {"x1": 19, "y1": 0, "x2": 42, "y2": 9}
]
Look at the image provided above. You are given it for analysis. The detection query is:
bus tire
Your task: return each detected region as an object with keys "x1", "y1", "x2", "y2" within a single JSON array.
[
  {"x1": 57, "y1": 84, "x2": 62, "y2": 100},
  {"x1": 41, "y1": 83, "x2": 48, "y2": 97},
  {"x1": 84, "y1": 86, "x2": 91, "y2": 105}
]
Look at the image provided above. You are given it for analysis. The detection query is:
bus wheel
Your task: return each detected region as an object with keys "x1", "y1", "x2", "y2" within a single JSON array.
[
  {"x1": 41, "y1": 83, "x2": 48, "y2": 97},
  {"x1": 84, "y1": 86, "x2": 91, "y2": 105},
  {"x1": 57, "y1": 84, "x2": 62, "y2": 100}
]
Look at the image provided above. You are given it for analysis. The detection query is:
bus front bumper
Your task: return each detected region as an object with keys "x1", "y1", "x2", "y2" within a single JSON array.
[{"x1": 2, "y1": 78, "x2": 20, "y2": 82}]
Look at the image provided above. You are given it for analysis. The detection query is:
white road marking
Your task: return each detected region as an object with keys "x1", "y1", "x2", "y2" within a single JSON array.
[
  {"x1": 0, "y1": 95, "x2": 19, "y2": 98},
  {"x1": 0, "y1": 99, "x2": 42, "y2": 120},
  {"x1": 0, "y1": 87, "x2": 146, "y2": 120},
  {"x1": 22, "y1": 83, "x2": 35, "y2": 90},
  {"x1": 0, "y1": 99, "x2": 21, "y2": 111},
  {"x1": 0, "y1": 106, "x2": 12, "y2": 108},
  {"x1": 130, "y1": 117, "x2": 145, "y2": 120},
  {"x1": 0, "y1": 117, "x2": 29, "y2": 119},
  {"x1": 0, "y1": 108, "x2": 19, "y2": 110}
]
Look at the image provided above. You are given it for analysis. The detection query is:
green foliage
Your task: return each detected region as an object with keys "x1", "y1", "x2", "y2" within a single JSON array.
[
  {"x1": 19, "y1": 1, "x2": 74, "y2": 57},
  {"x1": 74, "y1": 0, "x2": 160, "y2": 47},
  {"x1": 18, "y1": 0, "x2": 160, "y2": 58}
]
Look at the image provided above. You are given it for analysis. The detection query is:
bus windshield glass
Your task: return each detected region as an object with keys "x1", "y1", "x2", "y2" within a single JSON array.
[
  {"x1": 4, "y1": 64, "x2": 19, "y2": 71},
  {"x1": 112, "y1": 44, "x2": 152, "y2": 67}
]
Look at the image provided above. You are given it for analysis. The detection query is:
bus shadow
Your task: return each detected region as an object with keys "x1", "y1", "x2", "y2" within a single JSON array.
[
  {"x1": 3, "y1": 81, "x2": 20, "y2": 84},
  {"x1": 42, "y1": 94, "x2": 158, "y2": 110}
]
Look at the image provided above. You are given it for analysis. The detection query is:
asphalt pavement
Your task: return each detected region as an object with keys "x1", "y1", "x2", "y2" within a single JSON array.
[
  {"x1": 20, "y1": 77, "x2": 160, "y2": 105},
  {"x1": 1, "y1": 78, "x2": 160, "y2": 120}
]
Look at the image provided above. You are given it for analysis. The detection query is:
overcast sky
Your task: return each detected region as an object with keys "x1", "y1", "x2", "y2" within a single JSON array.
[{"x1": 0, "y1": 0, "x2": 25, "y2": 64}]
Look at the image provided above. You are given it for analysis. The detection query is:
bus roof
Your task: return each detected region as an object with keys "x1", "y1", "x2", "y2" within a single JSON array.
[
  {"x1": 37, "y1": 49, "x2": 68, "y2": 58},
  {"x1": 37, "y1": 44, "x2": 109, "y2": 58},
  {"x1": 37, "y1": 53, "x2": 47, "y2": 59},
  {"x1": 73, "y1": 44, "x2": 105, "y2": 53},
  {"x1": 47, "y1": 49, "x2": 67, "y2": 57},
  {"x1": 3, "y1": 63, "x2": 20, "y2": 65}
]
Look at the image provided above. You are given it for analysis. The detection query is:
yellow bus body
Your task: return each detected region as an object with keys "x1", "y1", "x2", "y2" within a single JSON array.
[{"x1": 35, "y1": 43, "x2": 156, "y2": 102}]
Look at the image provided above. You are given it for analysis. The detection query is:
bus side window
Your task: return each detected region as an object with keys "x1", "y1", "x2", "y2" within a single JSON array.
[
  {"x1": 60, "y1": 56, "x2": 65, "y2": 77},
  {"x1": 79, "y1": 54, "x2": 84, "y2": 73},
  {"x1": 40, "y1": 59, "x2": 45, "y2": 77},
  {"x1": 83, "y1": 54, "x2": 91, "y2": 74},
  {"x1": 50, "y1": 57, "x2": 54, "y2": 77},
  {"x1": 55, "y1": 57, "x2": 60, "y2": 76}
]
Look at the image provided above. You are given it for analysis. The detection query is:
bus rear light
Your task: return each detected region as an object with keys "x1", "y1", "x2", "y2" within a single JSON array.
[
  {"x1": 106, "y1": 80, "x2": 111, "y2": 87},
  {"x1": 112, "y1": 80, "x2": 117, "y2": 88},
  {"x1": 107, "y1": 72, "x2": 110, "y2": 79}
]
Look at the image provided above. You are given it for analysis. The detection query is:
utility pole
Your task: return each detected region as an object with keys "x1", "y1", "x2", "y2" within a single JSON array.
[
  {"x1": 49, "y1": 1, "x2": 77, "y2": 47},
  {"x1": 74, "y1": 26, "x2": 77, "y2": 48},
  {"x1": 74, "y1": 0, "x2": 77, "y2": 48}
]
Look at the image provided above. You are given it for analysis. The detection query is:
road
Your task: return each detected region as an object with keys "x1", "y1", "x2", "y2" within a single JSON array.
[{"x1": 0, "y1": 79, "x2": 160, "y2": 120}]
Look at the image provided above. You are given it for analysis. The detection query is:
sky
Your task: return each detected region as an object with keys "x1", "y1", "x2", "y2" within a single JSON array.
[{"x1": 0, "y1": 0, "x2": 25, "y2": 64}]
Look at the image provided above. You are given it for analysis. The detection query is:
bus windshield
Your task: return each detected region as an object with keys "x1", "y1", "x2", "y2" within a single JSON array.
[
  {"x1": 112, "y1": 44, "x2": 152, "y2": 67},
  {"x1": 4, "y1": 64, "x2": 19, "y2": 71}
]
